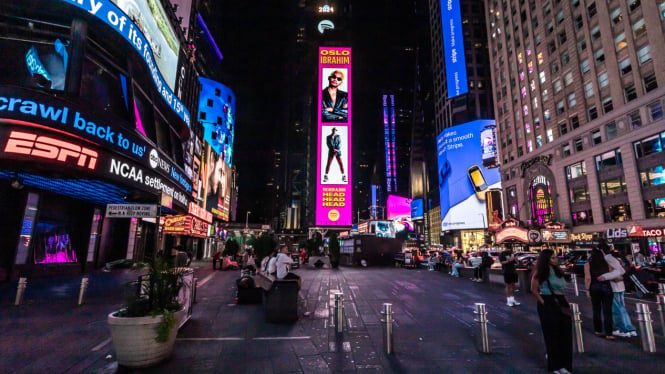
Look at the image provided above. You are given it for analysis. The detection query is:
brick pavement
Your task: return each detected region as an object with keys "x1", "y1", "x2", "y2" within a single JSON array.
[{"x1": 1, "y1": 262, "x2": 664, "y2": 373}]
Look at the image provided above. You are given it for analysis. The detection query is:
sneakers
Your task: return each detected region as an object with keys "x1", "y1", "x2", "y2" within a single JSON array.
[
  {"x1": 512, "y1": 300, "x2": 521, "y2": 306},
  {"x1": 323, "y1": 175, "x2": 328, "y2": 182},
  {"x1": 629, "y1": 331, "x2": 638, "y2": 337},
  {"x1": 554, "y1": 368, "x2": 572, "y2": 374},
  {"x1": 507, "y1": 302, "x2": 515, "y2": 307},
  {"x1": 612, "y1": 330, "x2": 630, "y2": 338}
]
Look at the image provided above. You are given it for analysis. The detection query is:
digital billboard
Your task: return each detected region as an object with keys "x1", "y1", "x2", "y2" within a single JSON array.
[
  {"x1": 387, "y1": 195, "x2": 414, "y2": 232},
  {"x1": 61, "y1": 0, "x2": 190, "y2": 126},
  {"x1": 205, "y1": 146, "x2": 231, "y2": 221},
  {"x1": 316, "y1": 47, "x2": 352, "y2": 226},
  {"x1": 437, "y1": 120, "x2": 501, "y2": 230},
  {"x1": 198, "y1": 78, "x2": 235, "y2": 167},
  {"x1": 411, "y1": 198, "x2": 424, "y2": 220},
  {"x1": 440, "y1": 0, "x2": 468, "y2": 98}
]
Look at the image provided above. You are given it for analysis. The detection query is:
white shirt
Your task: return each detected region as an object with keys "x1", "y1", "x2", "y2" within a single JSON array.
[
  {"x1": 469, "y1": 256, "x2": 482, "y2": 268},
  {"x1": 260, "y1": 257, "x2": 269, "y2": 273},
  {"x1": 600, "y1": 254, "x2": 626, "y2": 293},
  {"x1": 276, "y1": 252, "x2": 294, "y2": 279},
  {"x1": 267, "y1": 257, "x2": 278, "y2": 275}
]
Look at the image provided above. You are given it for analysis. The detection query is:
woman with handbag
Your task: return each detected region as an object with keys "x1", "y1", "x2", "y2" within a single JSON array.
[
  {"x1": 584, "y1": 247, "x2": 615, "y2": 339},
  {"x1": 531, "y1": 249, "x2": 573, "y2": 374}
]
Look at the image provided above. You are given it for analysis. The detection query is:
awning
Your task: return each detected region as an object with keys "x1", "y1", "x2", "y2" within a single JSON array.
[{"x1": 495, "y1": 227, "x2": 529, "y2": 244}]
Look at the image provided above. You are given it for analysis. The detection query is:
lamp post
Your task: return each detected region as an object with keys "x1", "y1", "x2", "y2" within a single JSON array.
[{"x1": 245, "y1": 211, "x2": 251, "y2": 233}]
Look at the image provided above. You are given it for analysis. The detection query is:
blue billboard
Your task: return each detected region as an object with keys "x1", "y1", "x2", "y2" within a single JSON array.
[
  {"x1": 437, "y1": 120, "x2": 501, "y2": 230},
  {"x1": 411, "y1": 199, "x2": 424, "y2": 220},
  {"x1": 440, "y1": 0, "x2": 468, "y2": 98},
  {"x1": 198, "y1": 78, "x2": 235, "y2": 167}
]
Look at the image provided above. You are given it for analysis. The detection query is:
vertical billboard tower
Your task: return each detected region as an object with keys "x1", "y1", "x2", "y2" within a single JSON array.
[{"x1": 316, "y1": 47, "x2": 352, "y2": 226}]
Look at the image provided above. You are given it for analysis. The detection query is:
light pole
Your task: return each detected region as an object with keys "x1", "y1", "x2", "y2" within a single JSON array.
[{"x1": 245, "y1": 211, "x2": 251, "y2": 233}]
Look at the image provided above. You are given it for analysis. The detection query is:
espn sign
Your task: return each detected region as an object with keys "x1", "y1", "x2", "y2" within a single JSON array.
[{"x1": 4, "y1": 131, "x2": 98, "y2": 169}]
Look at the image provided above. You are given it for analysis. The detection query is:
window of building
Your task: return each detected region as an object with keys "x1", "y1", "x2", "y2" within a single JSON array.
[
  {"x1": 614, "y1": 32, "x2": 627, "y2": 51},
  {"x1": 517, "y1": 146, "x2": 524, "y2": 157},
  {"x1": 574, "y1": 137, "x2": 583, "y2": 151},
  {"x1": 619, "y1": 58, "x2": 632, "y2": 75},
  {"x1": 600, "y1": 176, "x2": 627, "y2": 195},
  {"x1": 628, "y1": 0, "x2": 641, "y2": 13},
  {"x1": 591, "y1": 26, "x2": 601, "y2": 41},
  {"x1": 595, "y1": 49, "x2": 605, "y2": 64},
  {"x1": 547, "y1": 22, "x2": 554, "y2": 35},
  {"x1": 535, "y1": 117, "x2": 541, "y2": 129},
  {"x1": 562, "y1": 143, "x2": 571, "y2": 157},
  {"x1": 542, "y1": 89, "x2": 549, "y2": 101},
  {"x1": 559, "y1": 31, "x2": 568, "y2": 45},
  {"x1": 566, "y1": 161, "x2": 587, "y2": 180},
  {"x1": 556, "y1": 10, "x2": 565, "y2": 24},
  {"x1": 214, "y1": 88, "x2": 221, "y2": 97},
  {"x1": 638, "y1": 45, "x2": 651, "y2": 64},
  {"x1": 557, "y1": 100, "x2": 566, "y2": 114},
  {"x1": 648, "y1": 101, "x2": 664, "y2": 121},
  {"x1": 587, "y1": 2, "x2": 597, "y2": 17},
  {"x1": 562, "y1": 51, "x2": 570, "y2": 66},
  {"x1": 536, "y1": 135, "x2": 543, "y2": 148},
  {"x1": 603, "y1": 97, "x2": 614, "y2": 113},
  {"x1": 633, "y1": 19, "x2": 647, "y2": 39},
  {"x1": 584, "y1": 81, "x2": 594, "y2": 98},
  {"x1": 640, "y1": 165, "x2": 665, "y2": 187},
  {"x1": 589, "y1": 105, "x2": 599, "y2": 120},
  {"x1": 570, "y1": 185, "x2": 590, "y2": 202},
  {"x1": 563, "y1": 72, "x2": 573, "y2": 86},
  {"x1": 644, "y1": 198, "x2": 665, "y2": 218},
  {"x1": 606, "y1": 121, "x2": 618, "y2": 140},
  {"x1": 578, "y1": 37, "x2": 587, "y2": 52},
  {"x1": 580, "y1": 59, "x2": 590, "y2": 74},
  {"x1": 527, "y1": 140, "x2": 533, "y2": 152},
  {"x1": 598, "y1": 71, "x2": 609, "y2": 88},
  {"x1": 596, "y1": 149, "x2": 622, "y2": 170},
  {"x1": 630, "y1": 110, "x2": 642, "y2": 129},
  {"x1": 611, "y1": 8, "x2": 622, "y2": 24},
  {"x1": 661, "y1": 1, "x2": 665, "y2": 20},
  {"x1": 560, "y1": 121, "x2": 568, "y2": 135},
  {"x1": 575, "y1": 15, "x2": 584, "y2": 30},
  {"x1": 604, "y1": 204, "x2": 631, "y2": 222},
  {"x1": 571, "y1": 209, "x2": 593, "y2": 226},
  {"x1": 634, "y1": 132, "x2": 665, "y2": 158},
  {"x1": 625, "y1": 84, "x2": 637, "y2": 102},
  {"x1": 554, "y1": 80, "x2": 562, "y2": 93},
  {"x1": 644, "y1": 74, "x2": 658, "y2": 93},
  {"x1": 568, "y1": 93, "x2": 577, "y2": 108},
  {"x1": 592, "y1": 129, "x2": 602, "y2": 145},
  {"x1": 570, "y1": 115, "x2": 580, "y2": 130},
  {"x1": 572, "y1": 0, "x2": 580, "y2": 9},
  {"x1": 547, "y1": 128, "x2": 554, "y2": 142}
]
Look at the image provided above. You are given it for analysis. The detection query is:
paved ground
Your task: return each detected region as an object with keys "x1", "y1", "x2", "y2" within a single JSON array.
[{"x1": 1, "y1": 261, "x2": 664, "y2": 373}]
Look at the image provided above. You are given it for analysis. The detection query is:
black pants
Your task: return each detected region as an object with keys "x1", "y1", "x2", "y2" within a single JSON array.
[
  {"x1": 474, "y1": 266, "x2": 485, "y2": 280},
  {"x1": 537, "y1": 295, "x2": 573, "y2": 372},
  {"x1": 590, "y1": 283, "x2": 614, "y2": 335}
]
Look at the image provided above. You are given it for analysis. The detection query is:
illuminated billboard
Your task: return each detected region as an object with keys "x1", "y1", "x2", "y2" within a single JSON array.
[
  {"x1": 440, "y1": 0, "x2": 468, "y2": 98},
  {"x1": 437, "y1": 120, "x2": 501, "y2": 230},
  {"x1": 387, "y1": 195, "x2": 414, "y2": 232},
  {"x1": 316, "y1": 47, "x2": 352, "y2": 226},
  {"x1": 62, "y1": 0, "x2": 190, "y2": 126},
  {"x1": 205, "y1": 146, "x2": 232, "y2": 221},
  {"x1": 383, "y1": 94, "x2": 396, "y2": 192},
  {"x1": 198, "y1": 78, "x2": 235, "y2": 166}
]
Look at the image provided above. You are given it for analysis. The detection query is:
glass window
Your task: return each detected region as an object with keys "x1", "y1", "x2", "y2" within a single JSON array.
[
  {"x1": 591, "y1": 26, "x2": 601, "y2": 41},
  {"x1": 598, "y1": 72, "x2": 608, "y2": 88},
  {"x1": 568, "y1": 93, "x2": 576, "y2": 107},
  {"x1": 630, "y1": 111, "x2": 642, "y2": 129},
  {"x1": 557, "y1": 100, "x2": 566, "y2": 114},
  {"x1": 575, "y1": 15, "x2": 584, "y2": 30},
  {"x1": 619, "y1": 58, "x2": 632, "y2": 75},
  {"x1": 539, "y1": 71, "x2": 546, "y2": 84},
  {"x1": 633, "y1": 19, "x2": 647, "y2": 39},
  {"x1": 611, "y1": 8, "x2": 622, "y2": 24},
  {"x1": 547, "y1": 128, "x2": 554, "y2": 142},
  {"x1": 560, "y1": 121, "x2": 568, "y2": 135},
  {"x1": 649, "y1": 101, "x2": 664, "y2": 121},
  {"x1": 603, "y1": 97, "x2": 613, "y2": 113},
  {"x1": 606, "y1": 122, "x2": 618, "y2": 140},
  {"x1": 592, "y1": 129, "x2": 602, "y2": 145},
  {"x1": 587, "y1": 2, "x2": 597, "y2": 17},
  {"x1": 562, "y1": 51, "x2": 570, "y2": 65},
  {"x1": 570, "y1": 185, "x2": 589, "y2": 202},
  {"x1": 628, "y1": 0, "x2": 641, "y2": 13},
  {"x1": 554, "y1": 80, "x2": 562, "y2": 93},
  {"x1": 556, "y1": 10, "x2": 565, "y2": 24},
  {"x1": 559, "y1": 31, "x2": 567, "y2": 45},
  {"x1": 574, "y1": 137, "x2": 583, "y2": 152},
  {"x1": 634, "y1": 133, "x2": 664, "y2": 158},
  {"x1": 571, "y1": 209, "x2": 593, "y2": 226},
  {"x1": 542, "y1": 89, "x2": 549, "y2": 101},
  {"x1": 625, "y1": 84, "x2": 637, "y2": 102},
  {"x1": 600, "y1": 177, "x2": 626, "y2": 195},
  {"x1": 551, "y1": 61, "x2": 559, "y2": 74},
  {"x1": 0, "y1": 34, "x2": 70, "y2": 92},
  {"x1": 584, "y1": 81, "x2": 594, "y2": 98},
  {"x1": 644, "y1": 198, "x2": 665, "y2": 218},
  {"x1": 638, "y1": 45, "x2": 651, "y2": 64},
  {"x1": 644, "y1": 74, "x2": 658, "y2": 93},
  {"x1": 566, "y1": 161, "x2": 587, "y2": 180},
  {"x1": 578, "y1": 38, "x2": 587, "y2": 52},
  {"x1": 562, "y1": 143, "x2": 571, "y2": 157},
  {"x1": 595, "y1": 49, "x2": 605, "y2": 64},
  {"x1": 589, "y1": 106, "x2": 599, "y2": 120},
  {"x1": 595, "y1": 149, "x2": 622, "y2": 170},
  {"x1": 614, "y1": 32, "x2": 627, "y2": 51},
  {"x1": 564, "y1": 72, "x2": 574, "y2": 86},
  {"x1": 571, "y1": 115, "x2": 580, "y2": 129},
  {"x1": 639, "y1": 166, "x2": 665, "y2": 187},
  {"x1": 604, "y1": 204, "x2": 631, "y2": 222},
  {"x1": 580, "y1": 59, "x2": 590, "y2": 74}
]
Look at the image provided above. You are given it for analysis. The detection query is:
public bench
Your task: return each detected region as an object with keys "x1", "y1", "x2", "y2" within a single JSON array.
[{"x1": 254, "y1": 272, "x2": 299, "y2": 323}]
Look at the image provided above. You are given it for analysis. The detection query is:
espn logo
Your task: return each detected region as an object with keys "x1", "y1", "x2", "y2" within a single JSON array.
[{"x1": 4, "y1": 131, "x2": 98, "y2": 170}]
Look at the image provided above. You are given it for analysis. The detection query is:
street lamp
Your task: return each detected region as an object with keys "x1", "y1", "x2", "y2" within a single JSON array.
[{"x1": 245, "y1": 211, "x2": 251, "y2": 233}]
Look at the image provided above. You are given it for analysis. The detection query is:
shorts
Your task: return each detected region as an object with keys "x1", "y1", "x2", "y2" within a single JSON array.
[{"x1": 504, "y1": 272, "x2": 518, "y2": 284}]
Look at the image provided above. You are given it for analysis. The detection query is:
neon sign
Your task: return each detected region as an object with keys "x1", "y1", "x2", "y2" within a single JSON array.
[
  {"x1": 4, "y1": 130, "x2": 98, "y2": 169},
  {"x1": 318, "y1": 5, "x2": 334, "y2": 13}
]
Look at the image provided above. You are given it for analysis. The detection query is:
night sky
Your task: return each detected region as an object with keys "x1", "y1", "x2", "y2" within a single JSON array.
[{"x1": 207, "y1": 1, "x2": 426, "y2": 224}]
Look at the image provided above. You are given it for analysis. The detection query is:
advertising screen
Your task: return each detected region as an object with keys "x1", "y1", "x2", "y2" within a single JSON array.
[
  {"x1": 437, "y1": 120, "x2": 501, "y2": 230},
  {"x1": 440, "y1": 0, "x2": 468, "y2": 98},
  {"x1": 198, "y1": 78, "x2": 235, "y2": 167},
  {"x1": 316, "y1": 47, "x2": 352, "y2": 226},
  {"x1": 411, "y1": 198, "x2": 424, "y2": 220},
  {"x1": 205, "y1": 147, "x2": 232, "y2": 221},
  {"x1": 387, "y1": 195, "x2": 414, "y2": 232}
]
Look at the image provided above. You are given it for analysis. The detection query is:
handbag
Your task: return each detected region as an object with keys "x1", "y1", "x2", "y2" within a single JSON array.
[{"x1": 546, "y1": 279, "x2": 572, "y2": 318}]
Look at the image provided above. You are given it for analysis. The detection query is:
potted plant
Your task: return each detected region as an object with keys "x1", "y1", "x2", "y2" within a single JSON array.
[{"x1": 107, "y1": 258, "x2": 186, "y2": 368}]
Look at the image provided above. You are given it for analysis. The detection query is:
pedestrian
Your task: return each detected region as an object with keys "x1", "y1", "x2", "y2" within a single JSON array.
[
  {"x1": 469, "y1": 253, "x2": 483, "y2": 281},
  {"x1": 276, "y1": 245, "x2": 294, "y2": 279},
  {"x1": 475, "y1": 252, "x2": 492, "y2": 283},
  {"x1": 584, "y1": 247, "x2": 615, "y2": 339},
  {"x1": 212, "y1": 250, "x2": 222, "y2": 270},
  {"x1": 267, "y1": 249, "x2": 278, "y2": 277},
  {"x1": 500, "y1": 248, "x2": 521, "y2": 306},
  {"x1": 451, "y1": 255, "x2": 464, "y2": 277},
  {"x1": 300, "y1": 248, "x2": 307, "y2": 264},
  {"x1": 530, "y1": 249, "x2": 573, "y2": 374},
  {"x1": 597, "y1": 246, "x2": 637, "y2": 338}
]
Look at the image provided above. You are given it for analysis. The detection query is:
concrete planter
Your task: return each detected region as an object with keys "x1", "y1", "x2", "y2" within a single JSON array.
[{"x1": 107, "y1": 307, "x2": 184, "y2": 368}]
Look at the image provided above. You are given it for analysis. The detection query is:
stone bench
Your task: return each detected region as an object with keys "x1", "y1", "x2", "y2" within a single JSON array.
[{"x1": 254, "y1": 273, "x2": 299, "y2": 323}]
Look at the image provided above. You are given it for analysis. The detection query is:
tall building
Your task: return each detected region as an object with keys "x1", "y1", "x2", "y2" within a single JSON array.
[
  {"x1": 428, "y1": 0, "x2": 496, "y2": 249},
  {"x1": 486, "y1": 0, "x2": 665, "y2": 254}
]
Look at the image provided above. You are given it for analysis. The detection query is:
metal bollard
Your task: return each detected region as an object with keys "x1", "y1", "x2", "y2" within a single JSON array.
[
  {"x1": 474, "y1": 303, "x2": 490, "y2": 354},
  {"x1": 658, "y1": 284, "x2": 665, "y2": 337},
  {"x1": 193, "y1": 278, "x2": 198, "y2": 303},
  {"x1": 570, "y1": 303, "x2": 584, "y2": 353},
  {"x1": 636, "y1": 303, "x2": 657, "y2": 353},
  {"x1": 380, "y1": 303, "x2": 394, "y2": 354},
  {"x1": 571, "y1": 274, "x2": 579, "y2": 297},
  {"x1": 14, "y1": 277, "x2": 27, "y2": 306},
  {"x1": 78, "y1": 277, "x2": 89, "y2": 306},
  {"x1": 334, "y1": 292, "x2": 344, "y2": 333}
]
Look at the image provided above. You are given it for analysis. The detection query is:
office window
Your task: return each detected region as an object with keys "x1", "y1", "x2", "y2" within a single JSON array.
[
  {"x1": 632, "y1": 19, "x2": 646, "y2": 39},
  {"x1": 536, "y1": 135, "x2": 543, "y2": 148},
  {"x1": 614, "y1": 32, "x2": 627, "y2": 51},
  {"x1": 624, "y1": 84, "x2": 637, "y2": 102},
  {"x1": 554, "y1": 80, "x2": 562, "y2": 93},
  {"x1": 517, "y1": 146, "x2": 524, "y2": 157},
  {"x1": 628, "y1": 0, "x2": 641, "y2": 13},
  {"x1": 559, "y1": 31, "x2": 567, "y2": 45},
  {"x1": 575, "y1": 15, "x2": 584, "y2": 30},
  {"x1": 562, "y1": 51, "x2": 570, "y2": 66},
  {"x1": 600, "y1": 177, "x2": 626, "y2": 195},
  {"x1": 629, "y1": 111, "x2": 642, "y2": 129},
  {"x1": 589, "y1": 106, "x2": 598, "y2": 120},
  {"x1": 610, "y1": 8, "x2": 622, "y2": 24},
  {"x1": 644, "y1": 74, "x2": 658, "y2": 93},
  {"x1": 547, "y1": 128, "x2": 554, "y2": 142},
  {"x1": 598, "y1": 72, "x2": 608, "y2": 88},
  {"x1": 568, "y1": 93, "x2": 577, "y2": 108},
  {"x1": 570, "y1": 185, "x2": 589, "y2": 202},
  {"x1": 584, "y1": 81, "x2": 594, "y2": 98},
  {"x1": 574, "y1": 137, "x2": 583, "y2": 152},
  {"x1": 539, "y1": 71, "x2": 546, "y2": 84},
  {"x1": 587, "y1": 2, "x2": 597, "y2": 17},
  {"x1": 606, "y1": 122, "x2": 618, "y2": 140},
  {"x1": 571, "y1": 115, "x2": 580, "y2": 129},
  {"x1": 556, "y1": 10, "x2": 564, "y2": 24},
  {"x1": 634, "y1": 133, "x2": 665, "y2": 159},
  {"x1": 603, "y1": 97, "x2": 614, "y2": 113},
  {"x1": 592, "y1": 129, "x2": 601, "y2": 145},
  {"x1": 580, "y1": 59, "x2": 590, "y2": 74},
  {"x1": 596, "y1": 149, "x2": 622, "y2": 170},
  {"x1": 638, "y1": 45, "x2": 651, "y2": 64},
  {"x1": 566, "y1": 161, "x2": 587, "y2": 180},
  {"x1": 619, "y1": 58, "x2": 632, "y2": 75},
  {"x1": 535, "y1": 117, "x2": 541, "y2": 129},
  {"x1": 564, "y1": 72, "x2": 573, "y2": 86},
  {"x1": 604, "y1": 204, "x2": 631, "y2": 223},
  {"x1": 562, "y1": 143, "x2": 571, "y2": 157},
  {"x1": 640, "y1": 166, "x2": 665, "y2": 187},
  {"x1": 551, "y1": 61, "x2": 559, "y2": 75},
  {"x1": 547, "y1": 21, "x2": 554, "y2": 35},
  {"x1": 578, "y1": 38, "x2": 587, "y2": 52},
  {"x1": 595, "y1": 49, "x2": 605, "y2": 64},
  {"x1": 649, "y1": 101, "x2": 664, "y2": 121},
  {"x1": 591, "y1": 26, "x2": 601, "y2": 41},
  {"x1": 542, "y1": 89, "x2": 549, "y2": 101},
  {"x1": 557, "y1": 100, "x2": 566, "y2": 114},
  {"x1": 559, "y1": 121, "x2": 568, "y2": 135}
]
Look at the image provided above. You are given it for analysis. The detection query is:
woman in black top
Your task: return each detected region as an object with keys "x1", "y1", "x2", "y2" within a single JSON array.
[{"x1": 584, "y1": 247, "x2": 615, "y2": 339}]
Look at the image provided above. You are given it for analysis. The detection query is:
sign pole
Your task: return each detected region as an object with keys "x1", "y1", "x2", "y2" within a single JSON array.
[{"x1": 154, "y1": 194, "x2": 162, "y2": 263}]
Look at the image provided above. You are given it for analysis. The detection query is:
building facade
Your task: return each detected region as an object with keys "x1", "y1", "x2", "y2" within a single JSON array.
[{"x1": 485, "y1": 0, "x2": 665, "y2": 253}]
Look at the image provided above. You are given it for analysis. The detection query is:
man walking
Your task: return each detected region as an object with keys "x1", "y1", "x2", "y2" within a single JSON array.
[{"x1": 500, "y1": 247, "x2": 521, "y2": 306}]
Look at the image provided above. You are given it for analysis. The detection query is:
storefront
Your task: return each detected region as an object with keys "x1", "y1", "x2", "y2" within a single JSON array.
[
  {"x1": 628, "y1": 225, "x2": 665, "y2": 256},
  {"x1": 494, "y1": 219, "x2": 530, "y2": 250},
  {"x1": 162, "y1": 213, "x2": 210, "y2": 258},
  {"x1": 540, "y1": 222, "x2": 571, "y2": 254}
]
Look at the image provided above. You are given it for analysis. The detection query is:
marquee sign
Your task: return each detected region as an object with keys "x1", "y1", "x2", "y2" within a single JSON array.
[
  {"x1": 495, "y1": 226, "x2": 529, "y2": 244},
  {"x1": 163, "y1": 215, "x2": 209, "y2": 238}
]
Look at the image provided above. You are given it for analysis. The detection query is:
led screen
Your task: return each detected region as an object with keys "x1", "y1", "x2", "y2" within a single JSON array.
[
  {"x1": 437, "y1": 120, "x2": 501, "y2": 230},
  {"x1": 440, "y1": 0, "x2": 468, "y2": 98},
  {"x1": 387, "y1": 195, "x2": 412, "y2": 220},
  {"x1": 411, "y1": 198, "x2": 424, "y2": 220},
  {"x1": 316, "y1": 47, "x2": 352, "y2": 226},
  {"x1": 0, "y1": 37, "x2": 69, "y2": 91},
  {"x1": 198, "y1": 78, "x2": 235, "y2": 166},
  {"x1": 205, "y1": 147, "x2": 231, "y2": 221}
]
